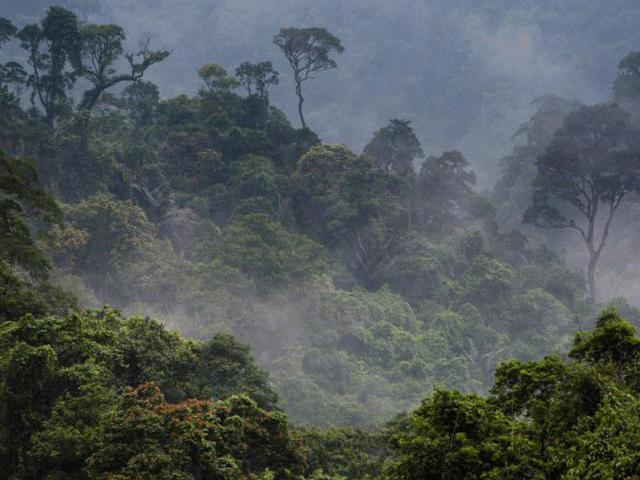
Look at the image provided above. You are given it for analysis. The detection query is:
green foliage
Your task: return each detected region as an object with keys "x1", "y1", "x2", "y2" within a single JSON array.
[
  {"x1": 62, "y1": 193, "x2": 157, "y2": 298},
  {"x1": 563, "y1": 394, "x2": 640, "y2": 480},
  {"x1": 0, "y1": 307, "x2": 284, "y2": 479},
  {"x1": 385, "y1": 388, "x2": 544, "y2": 480},
  {"x1": 296, "y1": 426, "x2": 384, "y2": 479},
  {"x1": 118, "y1": 80, "x2": 160, "y2": 129},
  {"x1": 158, "y1": 129, "x2": 221, "y2": 188},
  {"x1": 28, "y1": 384, "x2": 117, "y2": 479},
  {"x1": 493, "y1": 95, "x2": 583, "y2": 235},
  {"x1": 15, "y1": 7, "x2": 167, "y2": 125},
  {"x1": 292, "y1": 144, "x2": 404, "y2": 286},
  {"x1": 17, "y1": 6, "x2": 81, "y2": 126},
  {"x1": 54, "y1": 111, "x2": 117, "y2": 201},
  {"x1": 0, "y1": 17, "x2": 16, "y2": 45},
  {"x1": 273, "y1": 27, "x2": 344, "y2": 129},
  {"x1": 236, "y1": 61, "x2": 279, "y2": 98},
  {"x1": 363, "y1": 118, "x2": 424, "y2": 178},
  {"x1": 490, "y1": 355, "x2": 568, "y2": 418},
  {"x1": 462, "y1": 255, "x2": 515, "y2": 308},
  {"x1": 194, "y1": 333, "x2": 279, "y2": 409},
  {"x1": 198, "y1": 62, "x2": 240, "y2": 92},
  {"x1": 0, "y1": 150, "x2": 62, "y2": 278},
  {"x1": 2, "y1": 6, "x2": 628, "y2": 444},
  {"x1": 384, "y1": 307, "x2": 640, "y2": 480},
  {"x1": 77, "y1": 24, "x2": 169, "y2": 110},
  {"x1": 214, "y1": 212, "x2": 331, "y2": 289},
  {"x1": 0, "y1": 261, "x2": 76, "y2": 321},
  {"x1": 0, "y1": 150, "x2": 75, "y2": 321},
  {"x1": 86, "y1": 383, "x2": 305, "y2": 480},
  {"x1": 570, "y1": 306, "x2": 640, "y2": 366},
  {"x1": 7, "y1": 13, "x2": 640, "y2": 480},
  {"x1": 414, "y1": 150, "x2": 478, "y2": 237}
]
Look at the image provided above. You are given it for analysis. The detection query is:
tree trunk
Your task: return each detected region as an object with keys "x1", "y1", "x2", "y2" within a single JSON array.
[
  {"x1": 295, "y1": 80, "x2": 306, "y2": 129},
  {"x1": 584, "y1": 201, "x2": 617, "y2": 303},
  {"x1": 587, "y1": 253, "x2": 598, "y2": 303}
]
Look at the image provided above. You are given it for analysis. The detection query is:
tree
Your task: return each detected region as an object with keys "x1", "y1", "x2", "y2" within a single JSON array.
[
  {"x1": 364, "y1": 119, "x2": 424, "y2": 178},
  {"x1": 235, "y1": 60, "x2": 279, "y2": 98},
  {"x1": 86, "y1": 383, "x2": 306, "y2": 480},
  {"x1": 17, "y1": 6, "x2": 81, "y2": 127},
  {"x1": 493, "y1": 95, "x2": 582, "y2": 232},
  {"x1": 197, "y1": 62, "x2": 240, "y2": 93},
  {"x1": 0, "y1": 18, "x2": 16, "y2": 44},
  {"x1": 570, "y1": 306, "x2": 640, "y2": 367},
  {"x1": 613, "y1": 51, "x2": 640, "y2": 124},
  {"x1": 385, "y1": 388, "x2": 543, "y2": 479},
  {"x1": 0, "y1": 150, "x2": 77, "y2": 320},
  {"x1": 273, "y1": 27, "x2": 344, "y2": 129},
  {"x1": 292, "y1": 144, "x2": 403, "y2": 287},
  {"x1": 613, "y1": 52, "x2": 640, "y2": 102},
  {"x1": 62, "y1": 193, "x2": 157, "y2": 301},
  {"x1": 524, "y1": 103, "x2": 640, "y2": 301},
  {"x1": 0, "y1": 308, "x2": 287, "y2": 478},
  {"x1": 17, "y1": 8, "x2": 168, "y2": 123},
  {"x1": 0, "y1": 18, "x2": 27, "y2": 92},
  {"x1": 0, "y1": 149, "x2": 62, "y2": 279},
  {"x1": 76, "y1": 25, "x2": 169, "y2": 110},
  {"x1": 296, "y1": 426, "x2": 384, "y2": 479},
  {"x1": 214, "y1": 212, "x2": 331, "y2": 289},
  {"x1": 194, "y1": 333, "x2": 279, "y2": 409},
  {"x1": 488, "y1": 308, "x2": 640, "y2": 478},
  {"x1": 118, "y1": 80, "x2": 160, "y2": 129},
  {"x1": 414, "y1": 150, "x2": 478, "y2": 236},
  {"x1": 562, "y1": 393, "x2": 640, "y2": 480}
]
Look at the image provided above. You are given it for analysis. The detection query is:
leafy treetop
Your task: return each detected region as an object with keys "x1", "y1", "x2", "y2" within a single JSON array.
[
  {"x1": 273, "y1": 27, "x2": 344, "y2": 129},
  {"x1": 524, "y1": 103, "x2": 640, "y2": 301}
]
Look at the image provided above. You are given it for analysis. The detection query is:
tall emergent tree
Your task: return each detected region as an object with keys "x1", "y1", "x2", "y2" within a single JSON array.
[
  {"x1": 524, "y1": 103, "x2": 640, "y2": 301},
  {"x1": 17, "y1": 6, "x2": 81, "y2": 126},
  {"x1": 76, "y1": 26, "x2": 169, "y2": 110},
  {"x1": 17, "y1": 7, "x2": 168, "y2": 125},
  {"x1": 273, "y1": 27, "x2": 344, "y2": 129}
]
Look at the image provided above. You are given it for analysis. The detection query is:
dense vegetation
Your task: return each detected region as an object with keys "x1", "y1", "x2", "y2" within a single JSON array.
[{"x1": 3, "y1": 3, "x2": 640, "y2": 479}]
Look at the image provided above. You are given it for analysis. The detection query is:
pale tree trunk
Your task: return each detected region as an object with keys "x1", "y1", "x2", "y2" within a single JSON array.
[
  {"x1": 587, "y1": 251, "x2": 600, "y2": 303},
  {"x1": 582, "y1": 199, "x2": 618, "y2": 303}
]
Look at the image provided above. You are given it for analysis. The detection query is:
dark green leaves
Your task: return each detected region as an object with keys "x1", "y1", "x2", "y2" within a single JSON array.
[
  {"x1": 0, "y1": 150, "x2": 62, "y2": 279},
  {"x1": 364, "y1": 118, "x2": 424, "y2": 178},
  {"x1": 570, "y1": 307, "x2": 640, "y2": 366},
  {"x1": 273, "y1": 27, "x2": 344, "y2": 80}
]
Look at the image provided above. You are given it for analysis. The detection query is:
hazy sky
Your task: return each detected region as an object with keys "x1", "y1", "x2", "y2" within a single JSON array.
[{"x1": 6, "y1": 0, "x2": 639, "y2": 186}]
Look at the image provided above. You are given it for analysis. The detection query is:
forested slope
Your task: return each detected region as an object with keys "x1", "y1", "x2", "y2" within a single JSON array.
[
  {"x1": 3, "y1": 3, "x2": 640, "y2": 479},
  {"x1": 3, "y1": 4, "x2": 640, "y2": 426},
  {"x1": 4, "y1": 0, "x2": 640, "y2": 182}
]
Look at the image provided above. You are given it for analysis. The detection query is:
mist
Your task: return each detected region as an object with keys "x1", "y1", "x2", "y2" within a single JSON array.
[
  {"x1": 4, "y1": 0, "x2": 640, "y2": 430},
  {"x1": 6, "y1": 0, "x2": 637, "y2": 186},
  {"x1": 30, "y1": 0, "x2": 625, "y2": 188}
]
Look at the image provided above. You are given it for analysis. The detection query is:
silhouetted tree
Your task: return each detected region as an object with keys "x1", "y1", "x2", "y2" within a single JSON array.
[
  {"x1": 273, "y1": 27, "x2": 344, "y2": 129},
  {"x1": 524, "y1": 103, "x2": 640, "y2": 301}
]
